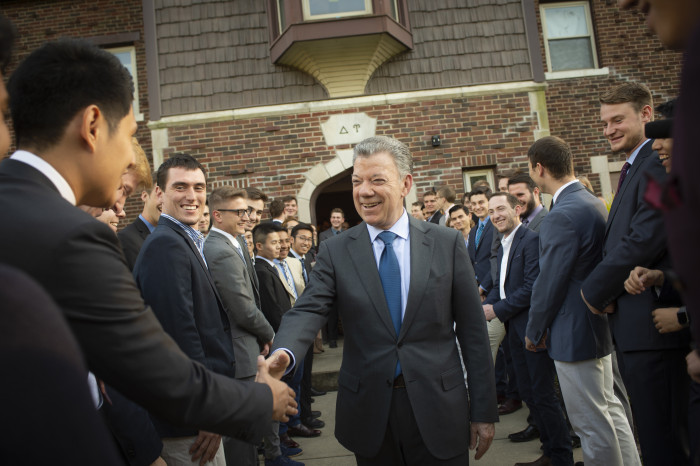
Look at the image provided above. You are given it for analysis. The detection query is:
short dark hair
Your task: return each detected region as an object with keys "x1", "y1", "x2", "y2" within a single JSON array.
[
  {"x1": 472, "y1": 180, "x2": 491, "y2": 190},
  {"x1": 423, "y1": 189, "x2": 437, "y2": 199},
  {"x1": 282, "y1": 195, "x2": 297, "y2": 203},
  {"x1": 469, "y1": 185, "x2": 492, "y2": 201},
  {"x1": 269, "y1": 199, "x2": 285, "y2": 218},
  {"x1": 245, "y1": 187, "x2": 268, "y2": 203},
  {"x1": 0, "y1": 15, "x2": 16, "y2": 74},
  {"x1": 507, "y1": 173, "x2": 538, "y2": 192},
  {"x1": 253, "y1": 221, "x2": 284, "y2": 246},
  {"x1": 330, "y1": 208, "x2": 344, "y2": 217},
  {"x1": 291, "y1": 222, "x2": 313, "y2": 238},
  {"x1": 209, "y1": 186, "x2": 246, "y2": 211},
  {"x1": 527, "y1": 136, "x2": 573, "y2": 180},
  {"x1": 436, "y1": 186, "x2": 456, "y2": 203},
  {"x1": 656, "y1": 98, "x2": 676, "y2": 119},
  {"x1": 8, "y1": 39, "x2": 134, "y2": 151},
  {"x1": 489, "y1": 192, "x2": 520, "y2": 209},
  {"x1": 448, "y1": 204, "x2": 469, "y2": 217},
  {"x1": 599, "y1": 82, "x2": 653, "y2": 113},
  {"x1": 156, "y1": 153, "x2": 207, "y2": 189},
  {"x1": 411, "y1": 201, "x2": 424, "y2": 208}
]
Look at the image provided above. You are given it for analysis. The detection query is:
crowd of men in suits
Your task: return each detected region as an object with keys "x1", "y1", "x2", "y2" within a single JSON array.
[{"x1": 3, "y1": 1, "x2": 700, "y2": 465}]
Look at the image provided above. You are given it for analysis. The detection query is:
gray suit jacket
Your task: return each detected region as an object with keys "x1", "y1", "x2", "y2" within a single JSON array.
[
  {"x1": 272, "y1": 216, "x2": 497, "y2": 459},
  {"x1": 237, "y1": 235, "x2": 260, "y2": 309},
  {"x1": 204, "y1": 230, "x2": 274, "y2": 379},
  {"x1": 527, "y1": 182, "x2": 613, "y2": 362},
  {"x1": 526, "y1": 206, "x2": 548, "y2": 233}
]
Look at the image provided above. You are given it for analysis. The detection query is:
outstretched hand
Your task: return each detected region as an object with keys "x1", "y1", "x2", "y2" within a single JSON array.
[
  {"x1": 256, "y1": 354, "x2": 297, "y2": 422},
  {"x1": 470, "y1": 422, "x2": 495, "y2": 460}
]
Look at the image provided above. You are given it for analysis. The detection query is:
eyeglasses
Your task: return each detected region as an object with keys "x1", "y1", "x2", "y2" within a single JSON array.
[
  {"x1": 217, "y1": 208, "x2": 250, "y2": 218},
  {"x1": 296, "y1": 236, "x2": 313, "y2": 243}
]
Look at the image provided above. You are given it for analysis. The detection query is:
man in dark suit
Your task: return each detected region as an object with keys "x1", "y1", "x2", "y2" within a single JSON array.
[
  {"x1": 319, "y1": 207, "x2": 345, "y2": 242},
  {"x1": 118, "y1": 175, "x2": 161, "y2": 270},
  {"x1": 526, "y1": 136, "x2": 640, "y2": 466},
  {"x1": 423, "y1": 189, "x2": 442, "y2": 224},
  {"x1": 581, "y1": 83, "x2": 691, "y2": 466},
  {"x1": 267, "y1": 136, "x2": 497, "y2": 465},
  {"x1": 484, "y1": 192, "x2": 572, "y2": 466},
  {"x1": 203, "y1": 186, "x2": 276, "y2": 466},
  {"x1": 508, "y1": 173, "x2": 547, "y2": 232},
  {"x1": 134, "y1": 154, "x2": 252, "y2": 464},
  {"x1": 1, "y1": 38, "x2": 293, "y2": 442}
]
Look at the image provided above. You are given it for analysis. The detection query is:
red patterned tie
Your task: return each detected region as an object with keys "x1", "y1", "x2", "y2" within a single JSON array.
[{"x1": 616, "y1": 162, "x2": 631, "y2": 194}]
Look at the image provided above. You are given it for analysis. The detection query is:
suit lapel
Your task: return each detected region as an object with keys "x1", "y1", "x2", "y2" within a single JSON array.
[
  {"x1": 346, "y1": 225, "x2": 397, "y2": 338},
  {"x1": 504, "y1": 226, "x2": 525, "y2": 287},
  {"x1": 135, "y1": 218, "x2": 151, "y2": 240},
  {"x1": 400, "y1": 219, "x2": 433, "y2": 341},
  {"x1": 607, "y1": 141, "x2": 652, "y2": 236}
]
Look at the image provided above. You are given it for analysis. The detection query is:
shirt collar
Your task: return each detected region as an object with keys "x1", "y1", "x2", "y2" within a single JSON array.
[
  {"x1": 210, "y1": 226, "x2": 241, "y2": 248},
  {"x1": 553, "y1": 179, "x2": 580, "y2": 204},
  {"x1": 525, "y1": 204, "x2": 544, "y2": 223},
  {"x1": 139, "y1": 214, "x2": 156, "y2": 233},
  {"x1": 501, "y1": 223, "x2": 522, "y2": 245},
  {"x1": 10, "y1": 150, "x2": 77, "y2": 205},
  {"x1": 478, "y1": 216, "x2": 490, "y2": 227},
  {"x1": 627, "y1": 139, "x2": 650, "y2": 165},
  {"x1": 366, "y1": 209, "x2": 410, "y2": 243},
  {"x1": 161, "y1": 213, "x2": 204, "y2": 244},
  {"x1": 256, "y1": 255, "x2": 276, "y2": 268},
  {"x1": 289, "y1": 249, "x2": 303, "y2": 260}
]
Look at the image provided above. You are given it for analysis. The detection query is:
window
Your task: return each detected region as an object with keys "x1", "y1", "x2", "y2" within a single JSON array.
[
  {"x1": 108, "y1": 46, "x2": 144, "y2": 121},
  {"x1": 302, "y1": 0, "x2": 372, "y2": 21},
  {"x1": 541, "y1": 2, "x2": 598, "y2": 72},
  {"x1": 462, "y1": 168, "x2": 495, "y2": 193}
]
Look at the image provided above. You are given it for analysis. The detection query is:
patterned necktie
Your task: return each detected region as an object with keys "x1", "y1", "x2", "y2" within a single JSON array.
[
  {"x1": 378, "y1": 231, "x2": 402, "y2": 377},
  {"x1": 616, "y1": 161, "x2": 631, "y2": 194},
  {"x1": 300, "y1": 257, "x2": 308, "y2": 284},
  {"x1": 277, "y1": 260, "x2": 298, "y2": 299},
  {"x1": 475, "y1": 222, "x2": 485, "y2": 249},
  {"x1": 233, "y1": 243, "x2": 245, "y2": 261}
]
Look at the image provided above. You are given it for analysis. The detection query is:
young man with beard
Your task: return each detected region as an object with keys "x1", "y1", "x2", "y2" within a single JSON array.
[{"x1": 508, "y1": 173, "x2": 547, "y2": 232}]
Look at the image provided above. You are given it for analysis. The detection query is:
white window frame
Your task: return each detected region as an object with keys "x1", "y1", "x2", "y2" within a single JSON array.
[
  {"x1": 302, "y1": 0, "x2": 372, "y2": 21},
  {"x1": 462, "y1": 168, "x2": 495, "y2": 193},
  {"x1": 107, "y1": 46, "x2": 144, "y2": 122},
  {"x1": 540, "y1": 1, "x2": 599, "y2": 74}
]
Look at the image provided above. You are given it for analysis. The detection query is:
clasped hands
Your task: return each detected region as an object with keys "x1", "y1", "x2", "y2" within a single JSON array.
[{"x1": 256, "y1": 351, "x2": 297, "y2": 422}]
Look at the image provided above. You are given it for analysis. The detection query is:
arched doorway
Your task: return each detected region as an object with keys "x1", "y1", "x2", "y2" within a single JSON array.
[{"x1": 311, "y1": 169, "x2": 360, "y2": 232}]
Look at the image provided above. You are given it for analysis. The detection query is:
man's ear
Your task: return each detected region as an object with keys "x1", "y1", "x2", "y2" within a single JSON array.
[
  {"x1": 79, "y1": 105, "x2": 102, "y2": 153},
  {"x1": 641, "y1": 104, "x2": 653, "y2": 123}
]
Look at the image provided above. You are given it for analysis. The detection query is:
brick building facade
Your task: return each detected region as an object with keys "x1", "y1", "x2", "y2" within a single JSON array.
[{"x1": 1, "y1": 0, "x2": 682, "y2": 227}]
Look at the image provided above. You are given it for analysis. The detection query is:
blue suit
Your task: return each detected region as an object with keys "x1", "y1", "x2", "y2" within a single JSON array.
[
  {"x1": 486, "y1": 225, "x2": 572, "y2": 464},
  {"x1": 467, "y1": 218, "x2": 495, "y2": 293}
]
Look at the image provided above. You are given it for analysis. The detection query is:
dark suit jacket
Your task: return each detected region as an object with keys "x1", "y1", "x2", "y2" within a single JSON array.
[
  {"x1": 255, "y1": 259, "x2": 293, "y2": 332},
  {"x1": 134, "y1": 216, "x2": 239, "y2": 437},
  {"x1": 0, "y1": 158, "x2": 271, "y2": 439},
  {"x1": 118, "y1": 217, "x2": 151, "y2": 271},
  {"x1": 525, "y1": 206, "x2": 548, "y2": 233},
  {"x1": 427, "y1": 211, "x2": 442, "y2": 224},
  {"x1": 319, "y1": 227, "x2": 343, "y2": 242},
  {"x1": 0, "y1": 264, "x2": 123, "y2": 466},
  {"x1": 467, "y1": 218, "x2": 495, "y2": 293},
  {"x1": 271, "y1": 217, "x2": 497, "y2": 459},
  {"x1": 204, "y1": 230, "x2": 274, "y2": 379},
  {"x1": 581, "y1": 141, "x2": 690, "y2": 352},
  {"x1": 485, "y1": 226, "x2": 540, "y2": 338},
  {"x1": 527, "y1": 182, "x2": 613, "y2": 362}
]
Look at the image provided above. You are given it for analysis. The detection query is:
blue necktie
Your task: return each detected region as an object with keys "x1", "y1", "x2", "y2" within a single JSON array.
[
  {"x1": 378, "y1": 231, "x2": 402, "y2": 377},
  {"x1": 300, "y1": 257, "x2": 308, "y2": 284},
  {"x1": 475, "y1": 222, "x2": 485, "y2": 248}
]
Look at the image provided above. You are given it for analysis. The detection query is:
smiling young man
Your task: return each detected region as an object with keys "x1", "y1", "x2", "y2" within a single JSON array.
[
  {"x1": 268, "y1": 136, "x2": 497, "y2": 465},
  {"x1": 467, "y1": 185, "x2": 494, "y2": 300},
  {"x1": 319, "y1": 208, "x2": 345, "y2": 242},
  {"x1": 580, "y1": 83, "x2": 690, "y2": 466}
]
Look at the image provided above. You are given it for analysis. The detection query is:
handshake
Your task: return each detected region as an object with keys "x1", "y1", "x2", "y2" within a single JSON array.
[{"x1": 256, "y1": 351, "x2": 297, "y2": 422}]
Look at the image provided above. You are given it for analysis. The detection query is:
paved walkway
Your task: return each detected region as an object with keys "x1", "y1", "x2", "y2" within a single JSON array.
[{"x1": 282, "y1": 338, "x2": 584, "y2": 465}]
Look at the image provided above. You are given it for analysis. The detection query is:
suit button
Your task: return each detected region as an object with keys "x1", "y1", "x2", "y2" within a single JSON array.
[{"x1": 397, "y1": 342, "x2": 403, "y2": 348}]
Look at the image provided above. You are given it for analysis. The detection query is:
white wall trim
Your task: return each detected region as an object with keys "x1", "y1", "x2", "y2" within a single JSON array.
[{"x1": 545, "y1": 67, "x2": 610, "y2": 81}]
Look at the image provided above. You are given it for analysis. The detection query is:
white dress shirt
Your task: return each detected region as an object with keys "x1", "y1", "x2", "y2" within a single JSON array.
[{"x1": 499, "y1": 223, "x2": 522, "y2": 300}]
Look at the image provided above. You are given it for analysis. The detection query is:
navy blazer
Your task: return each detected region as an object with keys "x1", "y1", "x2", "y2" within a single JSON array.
[
  {"x1": 527, "y1": 182, "x2": 613, "y2": 362},
  {"x1": 467, "y1": 218, "x2": 495, "y2": 293},
  {"x1": 485, "y1": 225, "x2": 540, "y2": 338},
  {"x1": 581, "y1": 140, "x2": 690, "y2": 352},
  {"x1": 118, "y1": 216, "x2": 151, "y2": 271},
  {"x1": 134, "y1": 216, "x2": 236, "y2": 437}
]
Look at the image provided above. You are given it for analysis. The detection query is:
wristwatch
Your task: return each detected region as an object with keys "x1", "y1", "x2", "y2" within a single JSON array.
[{"x1": 677, "y1": 306, "x2": 688, "y2": 325}]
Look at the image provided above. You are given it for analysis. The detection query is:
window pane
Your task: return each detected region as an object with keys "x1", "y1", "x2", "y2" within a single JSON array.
[
  {"x1": 112, "y1": 50, "x2": 134, "y2": 75},
  {"x1": 277, "y1": 0, "x2": 286, "y2": 31},
  {"x1": 545, "y1": 6, "x2": 588, "y2": 39},
  {"x1": 549, "y1": 38, "x2": 594, "y2": 71},
  {"x1": 307, "y1": 0, "x2": 367, "y2": 16}
]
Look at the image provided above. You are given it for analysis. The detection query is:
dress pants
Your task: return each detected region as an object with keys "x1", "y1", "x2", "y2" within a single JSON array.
[
  {"x1": 300, "y1": 344, "x2": 314, "y2": 421},
  {"x1": 355, "y1": 386, "x2": 469, "y2": 466},
  {"x1": 509, "y1": 326, "x2": 572, "y2": 466},
  {"x1": 554, "y1": 355, "x2": 640, "y2": 466},
  {"x1": 486, "y1": 317, "x2": 505, "y2": 365},
  {"x1": 223, "y1": 375, "x2": 260, "y2": 466},
  {"x1": 280, "y1": 359, "x2": 305, "y2": 436},
  {"x1": 161, "y1": 436, "x2": 226, "y2": 466},
  {"x1": 616, "y1": 349, "x2": 690, "y2": 466}
]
